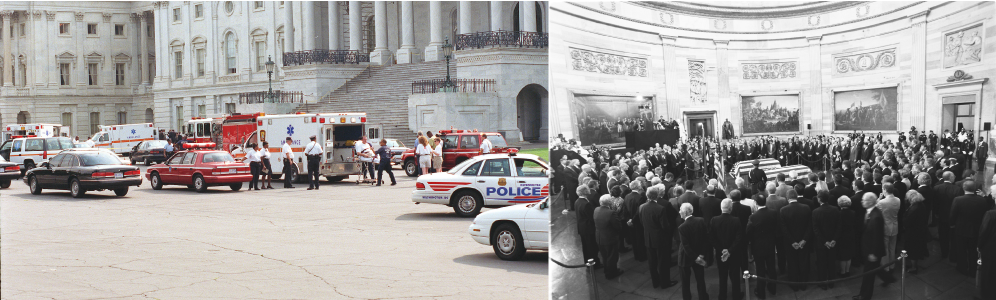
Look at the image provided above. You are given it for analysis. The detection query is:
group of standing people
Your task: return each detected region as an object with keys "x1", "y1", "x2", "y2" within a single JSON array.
[{"x1": 552, "y1": 128, "x2": 996, "y2": 300}]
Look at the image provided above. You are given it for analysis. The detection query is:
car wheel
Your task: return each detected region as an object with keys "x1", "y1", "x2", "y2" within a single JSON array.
[
  {"x1": 492, "y1": 223, "x2": 526, "y2": 261},
  {"x1": 230, "y1": 183, "x2": 243, "y2": 191},
  {"x1": 150, "y1": 172, "x2": 163, "y2": 190},
  {"x1": 130, "y1": 156, "x2": 136, "y2": 165},
  {"x1": 451, "y1": 190, "x2": 483, "y2": 217},
  {"x1": 23, "y1": 161, "x2": 35, "y2": 176},
  {"x1": 0, "y1": 179, "x2": 10, "y2": 189},
  {"x1": 28, "y1": 176, "x2": 42, "y2": 195},
  {"x1": 404, "y1": 159, "x2": 418, "y2": 177},
  {"x1": 193, "y1": 175, "x2": 207, "y2": 193},
  {"x1": 144, "y1": 157, "x2": 151, "y2": 166},
  {"x1": 113, "y1": 187, "x2": 129, "y2": 197},
  {"x1": 70, "y1": 178, "x2": 85, "y2": 198}
]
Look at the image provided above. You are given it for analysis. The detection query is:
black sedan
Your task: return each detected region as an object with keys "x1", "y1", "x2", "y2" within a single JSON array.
[
  {"x1": 130, "y1": 140, "x2": 170, "y2": 165},
  {"x1": 24, "y1": 148, "x2": 142, "y2": 198},
  {"x1": 0, "y1": 155, "x2": 20, "y2": 188}
]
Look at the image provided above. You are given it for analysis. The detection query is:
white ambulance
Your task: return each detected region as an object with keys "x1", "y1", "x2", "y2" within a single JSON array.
[
  {"x1": 2, "y1": 124, "x2": 65, "y2": 142},
  {"x1": 88, "y1": 123, "x2": 158, "y2": 155},
  {"x1": 231, "y1": 113, "x2": 367, "y2": 183}
]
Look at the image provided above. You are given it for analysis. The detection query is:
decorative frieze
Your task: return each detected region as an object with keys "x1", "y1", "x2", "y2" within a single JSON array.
[
  {"x1": 75, "y1": 12, "x2": 85, "y2": 22},
  {"x1": 599, "y1": 2, "x2": 616, "y2": 12},
  {"x1": 943, "y1": 23, "x2": 983, "y2": 68},
  {"x1": 833, "y1": 48, "x2": 896, "y2": 74},
  {"x1": 688, "y1": 60, "x2": 707, "y2": 102},
  {"x1": 659, "y1": 12, "x2": 673, "y2": 25},
  {"x1": 45, "y1": 11, "x2": 56, "y2": 21},
  {"x1": 742, "y1": 62, "x2": 796, "y2": 79},
  {"x1": 569, "y1": 48, "x2": 648, "y2": 77}
]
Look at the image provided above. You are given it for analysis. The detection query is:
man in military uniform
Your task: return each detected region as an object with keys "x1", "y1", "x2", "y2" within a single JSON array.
[
  {"x1": 748, "y1": 160, "x2": 767, "y2": 194},
  {"x1": 929, "y1": 130, "x2": 938, "y2": 152},
  {"x1": 898, "y1": 132, "x2": 906, "y2": 145},
  {"x1": 976, "y1": 137, "x2": 988, "y2": 172}
]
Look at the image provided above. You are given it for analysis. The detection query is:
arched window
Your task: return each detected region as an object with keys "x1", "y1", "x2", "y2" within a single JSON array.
[
  {"x1": 512, "y1": 2, "x2": 544, "y2": 33},
  {"x1": 17, "y1": 111, "x2": 30, "y2": 123},
  {"x1": 225, "y1": 32, "x2": 238, "y2": 74},
  {"x1": 145, "y1": 108, "x2": 154, "y2": 123}
]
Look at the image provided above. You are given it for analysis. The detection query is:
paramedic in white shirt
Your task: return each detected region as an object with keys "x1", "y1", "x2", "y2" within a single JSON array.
[
  {"x1": 260, "y1": 141, "x2": 273, "y2": 189},
  {"x1": 282, "y1": 137, "x2": 295, "y2": 188},
  {"x1": 479, "y1": 134, "x2": 493, "y2": 154},
  {"x1": 304, "y1": 135, "x2": 323, "y2": 190},
  {"x1": 246, "y1": 143, "x2": 262, "y2": 191},
  {"x1": 354, "y1": 135, "x2": 375, "y2": 180}
]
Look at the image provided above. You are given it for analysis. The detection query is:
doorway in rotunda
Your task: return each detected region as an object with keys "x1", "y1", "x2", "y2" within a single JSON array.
[
  {"x1": 685, "y1": 111, "x2": 715, "y2": 139},
  {"x1": 941, "y1": 97, "x2": 976, "y2": 133},
  {"x1": 517, "y1": 84, "x2": 547, "y2": 141}
]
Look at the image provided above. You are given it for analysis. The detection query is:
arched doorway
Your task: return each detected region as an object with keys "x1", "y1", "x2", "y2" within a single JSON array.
[
  {"x1": 16, "y1": 111, "x2": 30, "y2": 123},
  {"x1": 512, "y1": 2, "x2": 544, "y2": 32},
  {"x1": 364, "y1": 15, "x2": 375, "y2": 54},
  {"x1": 145, "y1": 108, "x2": 154, "y2": 123},
  {"x1": 516, "y1": 84, "x2": 547, "y2": 141}
]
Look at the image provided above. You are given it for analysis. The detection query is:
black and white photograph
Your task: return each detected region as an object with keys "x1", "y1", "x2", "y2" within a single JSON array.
[
  {"x1": 833, "y1": 87, "x2": 899, "y2": 132},
  {"x1": 550, "y1": 1, "x2": 996, "y2": 300},
  {"x1": 741, "y1": 94, "x2": 801, "y2": 135}
]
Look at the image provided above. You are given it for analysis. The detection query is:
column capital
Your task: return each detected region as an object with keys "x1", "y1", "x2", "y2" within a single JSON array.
[
  {"x1": 713, "y1": 40, "x2": 729, "y2": 48},
  {"x1": 806, "y1": 35, "x2": 822, "y2": 44},
  {"x1": 31, "y1": 10, "x2": 42, "y2": 19},
  {"x1": 659, "y1": 34, "x2": 676, "y2": 44},
  {"x1": 0, "y1": 11, "x2": 13, "y2": 19},
  {"x1": 75, "y1": 12, "x2": 85, "y2": 22},
  {"x1": 45, "y1": 11, "x2": 56, "y2": 21},
  {"x1": 908, "y1": 9, "x2": 929, "y2": 24},
  {"x1": 103, "y1": 13, "x2": 113, "y2": 23}
]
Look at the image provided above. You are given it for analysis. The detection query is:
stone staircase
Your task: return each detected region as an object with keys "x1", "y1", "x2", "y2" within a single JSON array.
[{"x1": 295, "y1": 61, "x2": 448, "y2": 141}]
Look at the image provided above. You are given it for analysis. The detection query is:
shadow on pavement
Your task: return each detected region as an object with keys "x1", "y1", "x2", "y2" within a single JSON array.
[
  {"x1": 452, "y1": 252, "x2": 550, "y2": 276},
  {"x1": 394, "y1": 212, "x2": 474, "y2": 222}
]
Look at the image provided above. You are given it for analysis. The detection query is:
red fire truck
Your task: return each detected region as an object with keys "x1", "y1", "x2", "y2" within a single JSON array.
[{"x1": 400, "y1": 129, "x2": 517, "y2": 177}]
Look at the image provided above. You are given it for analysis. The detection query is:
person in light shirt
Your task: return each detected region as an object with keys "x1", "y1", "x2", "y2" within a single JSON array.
[
  {"x1": 432, "y1": 137, "x2": 444, "y2": 173},
  {"x1": 259, "y1": 141, "x2": 273, "y2": 189},
  {"x1": 304, "y1": 135, "x2": 323, "y2": 190},
  {"x1": 480, "y1": 134, "x2": 493, "y2": 154},
  {"x1": 281, "y1": 136, "x2": 295, "y2": 189},
  {"x1": 246, "y1": 143, "x2": 262, "y2": 191},
  {"x1": 354, "y1": 135, "x2": 375, "y2": 180}
]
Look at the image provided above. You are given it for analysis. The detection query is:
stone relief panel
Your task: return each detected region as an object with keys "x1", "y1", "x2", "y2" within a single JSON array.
[
  {"x1": 688, "y1": 60, "x2": 707, "y2": 103},
  {"x1": 833, "y1": 48, "x2": 896, "y2": 74},
  {"x1": 943, "y1": 23, "x2": 983, "y2": 68},
  {"x1": 742, "y1": 62, "x2": 797, "y2": 79},
  {"x1": 570, "y1": 48, "x2": 648, "y2": 77}
]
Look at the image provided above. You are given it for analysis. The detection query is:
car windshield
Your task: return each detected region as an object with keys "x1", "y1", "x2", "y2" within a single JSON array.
[
  {"x1": 392, "y1": 140, "x2": 405, "y2": 148},
  {"x1": 79, "y1": 152, "x2": 124, "y2": 166},
  {"x1": 201, "y1": 152, "x2": 235, "y2": 163},
  {"x1": 486, "y1": 135, "x2": 508, "y2": 148},
  {"x1": 47, "y1": 138, "x2": 75, "y2": 150},
  {"x1": 447, "y1": 158, "x2": 479, "y2": 175},
  {"x1": 146, "y1": 140, "x2": 168, "y2": 148}
]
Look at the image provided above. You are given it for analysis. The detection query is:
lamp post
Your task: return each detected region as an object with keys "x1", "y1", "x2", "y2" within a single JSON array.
[
  {"x1": 442, "y1": 36, "x2": 454, "y2": 92},
  {"x1": 265, "y1": 56, "x2": 275, "y2": 103}
]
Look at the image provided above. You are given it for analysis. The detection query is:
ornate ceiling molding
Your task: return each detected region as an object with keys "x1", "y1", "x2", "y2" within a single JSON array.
[
  {"x1": 570, "y1": 47, "x2": 649, "y2": 77},
  {"x1": 833, "y1": 47, "x2": 896, "y2": 74},
  {"x1": 630, "y1": 1, "x2": 867, "y2": 19},
  {"x1": 742, "y1": 61, "x2": 797, "y2": 79}
]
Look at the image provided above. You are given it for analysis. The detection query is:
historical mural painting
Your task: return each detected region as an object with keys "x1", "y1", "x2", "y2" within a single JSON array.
[
  {"x1": 741, "y1": 94, "x2": 801, "y2": 134},
  {"x1": 944, "y1": 23, "x2": 983, "y2": 68},
  {"x1": 573, "y1": 94, "x2": 654, "y2": 146},
  {"x1": 833, "y1": 87, "x2": 899, "y2": 131}
]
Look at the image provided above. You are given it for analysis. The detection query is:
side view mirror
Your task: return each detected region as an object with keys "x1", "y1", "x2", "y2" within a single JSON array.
[{"x1": 41, "y1": 162, "x2": 51, "y2": 169}]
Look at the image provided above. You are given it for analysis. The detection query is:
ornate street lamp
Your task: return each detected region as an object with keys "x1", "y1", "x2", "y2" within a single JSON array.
[
  {"x1": 265, "y1": 56, "x2": 275, "y2": 103},
  {"x1": 442, "y1": 36, "x2": 454, "y2": 91}
]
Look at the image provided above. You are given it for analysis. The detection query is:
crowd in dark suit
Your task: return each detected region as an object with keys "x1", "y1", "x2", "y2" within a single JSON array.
[{"x1": 551, "y1": 127, "x2": 995, "y2": 300}]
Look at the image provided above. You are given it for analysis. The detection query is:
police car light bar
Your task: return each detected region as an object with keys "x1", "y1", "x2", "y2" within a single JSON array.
[{"x1": 183, "y1": 142, "x2": 216, "y2": 149}]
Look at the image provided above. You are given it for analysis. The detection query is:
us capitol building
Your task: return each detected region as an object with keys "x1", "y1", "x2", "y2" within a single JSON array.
[{"x1": 0, "y1": 1, "x2": 549, "y2": 143}]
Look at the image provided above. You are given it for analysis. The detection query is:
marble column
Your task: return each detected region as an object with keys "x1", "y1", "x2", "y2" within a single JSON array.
[
  {"x1": 490, "y1": 1, "x2": 503, "y2": 31},
  {"x1": 283, "y1": 1, "x2": 295, "y2": 52},
  {"x1": 328, "y1": 1, "x2": 340, "y2": 50},
  {"x1": 424, "y1": 1, "x2": 443, "y2": 61},
  {"x1": 715, "y1": 40, "x2": 730, "y2": 135},
  {"x1": 2, "y1": 11, "x2": 12, "y2": 87},
  {"x1": 301, "y1": 1, "x2": 315, "y2": 50},
  {"x1": 520, "y1": 1, "x2": 536, "y2": 32},
  {"x1": 348, "y1": 1, "x2": 360, "y2": 51},
  {"x1": 909, "y1": 10, "x2": 928, "y2": 130},
  {"x1": 807, "y1": 36, "x2": 823, "y2": 133},
  {"x1": 459, "y1": 1, "x2": 471, "y2": 34},
  {"x1": 369, "y1": 1, "x2": 392, "y2": 65},
  {"x1": 660, "y1": 35, "x2": 680, "y2": 120},
  {"x1": 396, "y1": 1, "x2": 416, "y2": 64},
  {"x1": 140, "y1": 12, "x2": 149, "y2": 84}
]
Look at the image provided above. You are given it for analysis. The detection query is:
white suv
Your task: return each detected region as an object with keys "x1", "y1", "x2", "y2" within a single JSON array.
[{"x1": 0, "y1": 136, "x2": 76, "y2": 175}]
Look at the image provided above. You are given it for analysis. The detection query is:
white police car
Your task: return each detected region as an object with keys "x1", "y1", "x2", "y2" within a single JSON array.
[
  {"x1": 468, "y1": 197, "x2": 549, "y2": 260},
  {"x1": 412, "y1": 152, "x2": 549, "y2": 217}
]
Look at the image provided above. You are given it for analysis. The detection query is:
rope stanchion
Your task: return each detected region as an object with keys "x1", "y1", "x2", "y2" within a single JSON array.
[
  {"x1": 551, "y1": 258, "x2": 588, "y2": 269},
  {"x1": 586, "y1": 259, "x2": 599, "y2": 300},
  {"x1": 750, "y1": 256, "x2": 903, "y2": 285},
  {"x1": 743, "y1": 270, "x2": 751, "y2": 300},
  {"x1": 901, "y1": 250, "x2": 907, "y2": 300}
]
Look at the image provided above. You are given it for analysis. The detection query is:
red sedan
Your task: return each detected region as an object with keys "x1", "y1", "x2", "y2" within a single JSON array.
[{"x1": 146, "y1": 146, "x2": 251, "y2": 192}]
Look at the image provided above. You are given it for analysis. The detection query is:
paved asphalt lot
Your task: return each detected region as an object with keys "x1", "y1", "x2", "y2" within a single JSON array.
[{"x1": 1, "y1": 166, "x2": 547, "y2": 299}]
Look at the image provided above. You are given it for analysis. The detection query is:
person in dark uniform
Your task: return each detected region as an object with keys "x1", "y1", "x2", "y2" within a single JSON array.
[
  {"x1": 748, "y1": 160, "x2": 767, "y2": 195},
  {"x1": 855, "y1": 193, "x2": 895, "y2": 300},
  {"x1": 303, "y1": 135, "x2": 323, "y2": 190},
  {"x1": 678, "y1": 203, "x2": 710, "y2": 300},
  {"x1": 710, "y1": 199, "x2": 745, "y2": 300},
  {"x1": 635, "y1": 186, "x2": 678, "y2": 289},
  {"x1": 949, "y1": 181, "x2": 991, "y2": 276},
  {"x1": 780, "y1": 192, "x2": 813, "y2": 291},
  {"x1": 813, "y1": 192, "x2": 842, "y2": 290},
  {"x1": 374, "y1": 139, "x2": 397, "y2": 186},
  {"x1": 928, "y1": 130, "x2": 938, "y2": 152},
  {"x1": 747, "y1": 195, "x2": 778, "y2": 299},
  {"x1": 976, "y1": 137, "x2": 988, "y2": 172},
  {"x1": 281, "y1": 137, "x2": 296, "y2": 188},
  {"x1": 575, "y1": 186, "x2": 601, "y2": 269}
]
